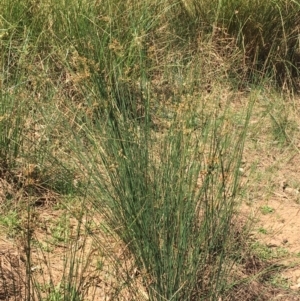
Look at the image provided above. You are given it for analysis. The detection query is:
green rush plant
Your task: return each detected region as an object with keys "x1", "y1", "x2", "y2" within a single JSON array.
[{"x1": 74, "y1": 81, "x2": 252, "y2": 300}]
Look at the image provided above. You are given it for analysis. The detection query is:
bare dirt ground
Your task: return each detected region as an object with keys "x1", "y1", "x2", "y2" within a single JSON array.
[{"x1": 239, "y1": 95, "x2": 300, "y2": 299}]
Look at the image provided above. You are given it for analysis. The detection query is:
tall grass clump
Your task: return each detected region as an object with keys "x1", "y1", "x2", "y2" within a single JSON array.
[
  {"x1": 56, "y1": 0, "x2": 253, "y2": 299},
  {"x1": 74, "y1": 80, "x2": 252, "y2": 300}
]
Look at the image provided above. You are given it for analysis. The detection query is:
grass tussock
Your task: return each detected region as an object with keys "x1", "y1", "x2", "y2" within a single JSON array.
[{"x1": 74, "y1": 92, "x2": 251, "y2": 300}]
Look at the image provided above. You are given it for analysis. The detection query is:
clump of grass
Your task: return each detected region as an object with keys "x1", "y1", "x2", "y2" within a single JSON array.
[{"x1": 74, "y1": 77, "x2": 252, "y2": 300}]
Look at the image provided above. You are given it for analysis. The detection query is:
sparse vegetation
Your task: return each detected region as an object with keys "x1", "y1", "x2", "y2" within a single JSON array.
[
  {"x1": 260, "y1": 205, "x2": 275, "y2": 215},
  {"x1": 1, "y1": 0, "x2": 300, "y2": 300}
]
